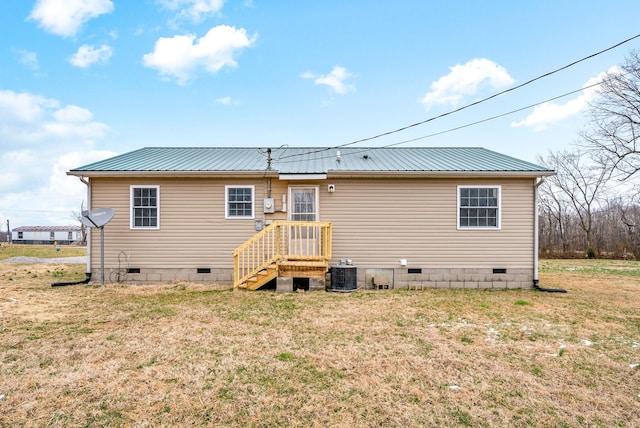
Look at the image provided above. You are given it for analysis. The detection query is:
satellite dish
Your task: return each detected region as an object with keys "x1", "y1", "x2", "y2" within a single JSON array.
[
  {"x1": 81, "y1": 208, "x2": 114, "y2": 228},
  {"x1": 80, "y1": 208, "x2": 114, "y2": 286}
]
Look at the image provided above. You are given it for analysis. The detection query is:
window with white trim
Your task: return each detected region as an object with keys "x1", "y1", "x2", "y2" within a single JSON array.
[
  {"x1": 458, "y1": 186, "x2": 501, "y2": 229},
  {"x1": 225, "y1": 185, "x2": 254, "y2": 219},
  {"x1": 130, "y1": 185, "x2": 159, "y2": 229}
]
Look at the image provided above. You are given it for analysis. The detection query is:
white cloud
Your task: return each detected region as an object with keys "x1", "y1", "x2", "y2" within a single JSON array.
[
  {"x1": 420, "y1": 58, "x2": 514, "y2": 109},
  {"x1": 302, "y1": 66, "x2": 355, "y2": 95},
  {"x1": 0, "y1": 90, "x2": 114, "y2": 227},
  {"x1": 216, "y1": 96, "x2": 239, "y2": 105},
  {"x1": 53, "y1": 105, "x2": 94, "y2": 122},
  {"x1": 49, "y1": 150, "x2": 117, "y2": 208},
  {"x1": 0, "y1": 90, "x2": 109, "y2": 144},
  {"x1": 69, "y1": 44, "x2": 113, "y2": 68},
  {"x1": 13, "y1": 49, "x2": 40, "y2": 71},
  {"x1": 0, "y1": 90, "x2": 57, "y2": 124},
  {"x1": 142, "y1": 25, "x2": 257, "y2": 84},
  {"x1": 0, "y1": 150, "x2": 117, "y2": 227},
  {"x1": 28, "y1": 0, "x2": 114, "y2": 38},
  {"x1": 511, "y1": 66, "x2": 620, "y2": 131},
  {"x1": 159, "y1": 0, "x2": 226, "y2": 22}
]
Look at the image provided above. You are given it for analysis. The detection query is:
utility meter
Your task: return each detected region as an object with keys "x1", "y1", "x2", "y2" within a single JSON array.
[{"x1": 263, "y1": 198, "x2": 275, "y2": 213}]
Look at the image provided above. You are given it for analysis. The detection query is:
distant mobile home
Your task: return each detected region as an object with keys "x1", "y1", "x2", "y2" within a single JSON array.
[
  {"x1": 12, "y1": 226, "x2": 82, "y2": 245},
  {"x1": 68, "y1": 146, "x2": 554, "y2": 290}
]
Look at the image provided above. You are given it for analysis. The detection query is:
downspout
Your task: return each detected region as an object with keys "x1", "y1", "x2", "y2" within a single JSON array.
[
  {"x1": 52, "y1": 176, "x2": 93, "y2": 287},
  {"x1": 533, "y1": 177, "x2": 567, "y2": 293},
  {"x1": 80, "y1": 176, "x2": 92, "y2": 275}
]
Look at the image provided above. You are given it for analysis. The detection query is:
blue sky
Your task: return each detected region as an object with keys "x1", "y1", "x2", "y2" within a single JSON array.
[{"x1": 1, "y1": 0, "x2": 640, "y2": 228}]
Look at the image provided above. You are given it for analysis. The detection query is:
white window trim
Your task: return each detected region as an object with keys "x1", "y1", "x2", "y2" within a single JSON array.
[
  {"x1": 457, "y1": 185, "x2": 501, "y2": 230},
  {"x1": 225, "y1": 185, "x2": 255, "y2": 219},
  {"x1": 130, "y1": 185, "x2": 160, "y2": 230}
]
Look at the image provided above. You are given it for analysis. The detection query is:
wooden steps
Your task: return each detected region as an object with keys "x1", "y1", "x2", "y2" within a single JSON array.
[
  {"x1": 233, "y1": 221, "x2": 332, "y2": 289},
  {"x1": 241, "y1": 264, "x2": 278, "y2": 290}
]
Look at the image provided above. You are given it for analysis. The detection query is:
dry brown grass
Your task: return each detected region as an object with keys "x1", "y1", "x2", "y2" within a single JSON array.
[{"x1": 1, "y1": 261, "x2": 639, "y2": 427}]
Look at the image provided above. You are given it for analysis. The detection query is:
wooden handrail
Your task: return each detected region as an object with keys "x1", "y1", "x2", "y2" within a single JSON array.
[{"x1": 233, "y1": 221, "x2": 332, "y2": 287}]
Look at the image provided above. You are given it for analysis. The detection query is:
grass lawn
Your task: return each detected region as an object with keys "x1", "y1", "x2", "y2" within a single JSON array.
[
  {"x1": 0, "y1": 258, "x2": 638, "y2": 427},
  {"x1": 0, "y1": 244, "x2": 86, "y2": 260}
]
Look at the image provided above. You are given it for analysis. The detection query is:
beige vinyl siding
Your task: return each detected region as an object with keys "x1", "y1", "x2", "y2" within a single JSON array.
[
  {"x1": 89, "y1": 177, "x2": 267, "y2": 269},
  {"x1": 89, "y1": 175, "x2": 536, "y2": 273},
  {"x1": 318, "y1": 177, "x2": 535, "y2": 269}
]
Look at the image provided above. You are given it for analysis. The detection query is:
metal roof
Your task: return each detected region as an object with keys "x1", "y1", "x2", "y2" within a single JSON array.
[
  {"x1": 14, "y1": 226, "x2": 81, "y2": 232},
  {"x1": 69, "y1": 147, "x2": 554, "y2": 176}
]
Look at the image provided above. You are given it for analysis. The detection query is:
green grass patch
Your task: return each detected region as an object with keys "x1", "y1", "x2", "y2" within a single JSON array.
[
  {"x1": 540, "y1": 259, "x2": 640, "y2": 277},
  {"x1": 0, "y1": 244, "x2": 86, "y2": 260}
]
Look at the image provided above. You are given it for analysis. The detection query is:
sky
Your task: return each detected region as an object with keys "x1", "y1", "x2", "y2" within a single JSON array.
[{"x1": 2, "y1": 0, "x2": 640, "y2": 229}]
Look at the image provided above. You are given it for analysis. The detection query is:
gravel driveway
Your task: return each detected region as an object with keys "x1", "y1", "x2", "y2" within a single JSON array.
[{"x1": 0, "y1": 256, "x2": 87, "y2": 264}]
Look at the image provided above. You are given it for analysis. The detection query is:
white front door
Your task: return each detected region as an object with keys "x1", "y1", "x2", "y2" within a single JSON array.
[{"x1": 288, "y1": 186, "x2": 319, "y2": 256}]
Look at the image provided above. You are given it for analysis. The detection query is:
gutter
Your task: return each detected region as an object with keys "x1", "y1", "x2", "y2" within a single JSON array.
[
  {"x1": 78, "y1": 176, "x2": 92, "y2": 280},
  {"x1": 533, "y1": 177, "x2": 567, "y2": 293},
  {"x1": 66, "y1": 170, "x2": 555, "y2": 180}
]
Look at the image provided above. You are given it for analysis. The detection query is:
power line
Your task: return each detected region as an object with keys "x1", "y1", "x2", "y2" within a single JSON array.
[
  {"x1": 273, "y1": 79, "x2": 608, "y2": 165},
  {"x1": 277, "y1": 33, "x2": 640, "y2": 162}
]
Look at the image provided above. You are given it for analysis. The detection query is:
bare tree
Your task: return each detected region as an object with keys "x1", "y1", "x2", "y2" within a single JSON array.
[
  {"x1": 583, "y1": 50, "x2": 640, "y2": 180},
  {"x1": 538, "y1": 176, "x2": 573, "y2": 254},
  {"x1": 620, "y1": 204, "x2": 640, "y2": 258},
  {"x1": 70, "y1": 201, "x2": 87, "y2": 245},
  {"x1": 538, "y1": 148, "x2": 610, "y2": 257}
]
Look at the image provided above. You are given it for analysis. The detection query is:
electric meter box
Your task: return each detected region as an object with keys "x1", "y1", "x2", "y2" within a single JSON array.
[{"x1": 263, "y1": 198, "x2": 275, "y2": 213}]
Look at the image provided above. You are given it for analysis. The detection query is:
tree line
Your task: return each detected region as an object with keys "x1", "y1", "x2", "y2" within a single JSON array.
[{"x1": 538, "y1": 50, "x2": 640, "y2": 259}]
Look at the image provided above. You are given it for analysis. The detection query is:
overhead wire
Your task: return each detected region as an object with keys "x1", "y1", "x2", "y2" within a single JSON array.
[
  {"x1": 272, "y1": 78, "x2": 611, "y2": 165},
  {"x1": 275, "y1": 33, "x2": 640, "y2": 162}
]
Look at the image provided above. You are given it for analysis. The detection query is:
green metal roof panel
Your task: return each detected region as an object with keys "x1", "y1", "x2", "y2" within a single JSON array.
[
  {"x1": 73, "y1": 147, "x2": 269, "y2": 171},
  {"x1": 70, "y1": 147, "x2": 553, "y2": 174}
]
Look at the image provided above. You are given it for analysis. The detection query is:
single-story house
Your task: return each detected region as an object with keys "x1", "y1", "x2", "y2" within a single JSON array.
[
  {"x1": 12, "y1": 226, "x2": 82, "y2": 245},
  {"x1": 67, "y1": 146, "x2": 554, "y2": 290}
]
